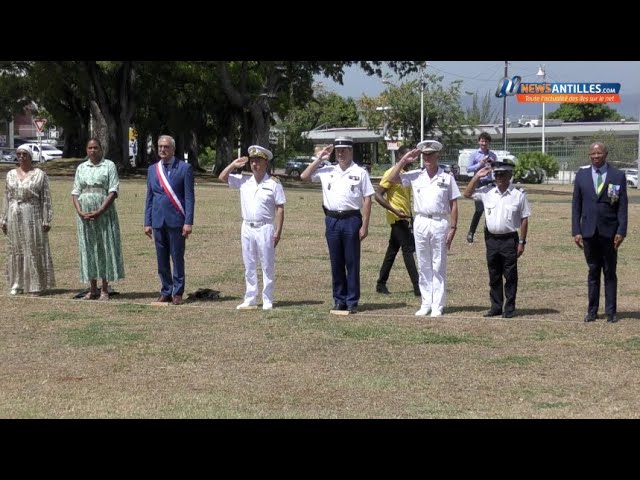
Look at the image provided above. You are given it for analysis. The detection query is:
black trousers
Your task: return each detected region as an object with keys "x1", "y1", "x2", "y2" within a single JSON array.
[
  {"x1": 485, "y1": 231, "x2": 519, "y2": 314},
  {"x1": 469, "y1": 180, "x2": 493, "y2": 235},
  {"x1": 377, "y1": 220, "x2": 419, "y2": 289},
  {"x1": 468, "y1": 200, "x2": 485, "y2": 235},
  {"x1": 583, "y1": 232, "x2": 617, "y2": 317}
]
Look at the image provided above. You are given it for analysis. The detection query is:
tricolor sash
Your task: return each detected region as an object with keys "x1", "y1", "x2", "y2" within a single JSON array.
[{"x1": 156, "y1": 161, "x2": 185, "y2": 216}]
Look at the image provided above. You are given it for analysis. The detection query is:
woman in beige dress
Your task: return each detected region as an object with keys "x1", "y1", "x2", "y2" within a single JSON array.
[{"x1": 0, "y1": 145, "x2": 56, "y2": 295}]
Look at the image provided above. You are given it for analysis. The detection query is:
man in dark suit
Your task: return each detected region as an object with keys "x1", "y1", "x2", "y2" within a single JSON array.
[
  {"x1": 572, "y1": 142, "x2": 628, "y2": 323},
  {"x1": 144, "y1": 135, "x2": 195, "y2": 305}
]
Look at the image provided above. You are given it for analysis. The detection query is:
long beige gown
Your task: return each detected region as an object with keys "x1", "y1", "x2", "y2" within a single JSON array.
[{"x1": 0, "y1": 168, "x2": 56, "y2": 293}]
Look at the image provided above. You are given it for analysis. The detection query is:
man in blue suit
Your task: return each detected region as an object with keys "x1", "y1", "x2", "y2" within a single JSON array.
[
  {"x1": 144, "y1": 135, "x2": 195, "y2": 305},
  {"x1": 572, "y1": 142, "x2": 628, "y2": 323}
]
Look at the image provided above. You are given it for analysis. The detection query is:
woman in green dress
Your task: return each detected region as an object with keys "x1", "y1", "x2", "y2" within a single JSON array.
[{"x1": 72, "y1": 138, "x2": 125, "y2": 300}]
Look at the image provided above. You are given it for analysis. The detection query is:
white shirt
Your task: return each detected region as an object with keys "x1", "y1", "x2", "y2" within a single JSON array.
[
  {"x1": 472, "y1": 184, "x2": 531, "y2": 234},
  {"x1": 400, "y1": 168, "x2": 461, "y2": 216},
  {"x1": 312, "y1": 162, "x2": 375, "y2": 211},
  {"x1": 228, "y1": 173, "x2": 286, "y2": 223}
]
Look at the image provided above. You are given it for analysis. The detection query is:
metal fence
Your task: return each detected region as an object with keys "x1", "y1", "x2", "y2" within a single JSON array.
[{"x1": 443, "y1": 137, "x2": 639, "y2": 173}]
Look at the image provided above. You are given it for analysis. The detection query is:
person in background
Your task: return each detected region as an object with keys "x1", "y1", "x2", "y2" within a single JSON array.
[
  {"x1": 144, "y1": 135, "x2": 195, "y2": 306},
  {"x1": 463, "y1": 158, "x2": 530, "y2": 319},
  {"x1": 1, "y1": 145, "x2": 55, "y2": 296},
  {"x1": 465, "y1": 132, "x2": 497, "y2": 243},
  {"x1": 72, "y1": 138, "x2": 125, "y2": 300},
  {"x1": 374, "y1": 145, "x2": 420, "y2": 297},
  {"x1": 219, "y1": 145, "x2": 286, "y2": 310},
  {"x1": 300, "y1": 136, "x2": 375, "y2": 314},
  {"x1": 572, "y1": 142, "x2": 628, "y2": 323},
  {"x1": 387, "y1": 140, "x2": 459, "y2": 317}
]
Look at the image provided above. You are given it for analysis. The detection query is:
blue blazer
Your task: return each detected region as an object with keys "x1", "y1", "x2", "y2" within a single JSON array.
[
  {"x1": 572, "y1": 164, "x2": 628, "y2": 239},
  {"x1": 144, "y1": 157, "x2": 195, "y2": 228}
]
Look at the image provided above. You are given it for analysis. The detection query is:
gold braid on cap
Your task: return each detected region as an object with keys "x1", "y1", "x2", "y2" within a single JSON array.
[{"x1": 248, "y1": 147, "x2": 268, "y2": 160}]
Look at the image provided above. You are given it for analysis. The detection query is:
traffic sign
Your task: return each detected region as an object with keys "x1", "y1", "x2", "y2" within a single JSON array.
[{"x1": 34, "y1": 118, "x2": 47, "y2": 133}]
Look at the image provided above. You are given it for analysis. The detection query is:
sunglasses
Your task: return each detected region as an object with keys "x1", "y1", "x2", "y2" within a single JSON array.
[{"x1": 494, "y1": 171, "x2": 509, "y2": 177}]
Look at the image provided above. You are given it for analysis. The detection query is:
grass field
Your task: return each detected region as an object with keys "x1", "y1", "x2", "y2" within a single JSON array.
[{"x1": 1, "y1": 165, "x2": 639, "y2": 418}]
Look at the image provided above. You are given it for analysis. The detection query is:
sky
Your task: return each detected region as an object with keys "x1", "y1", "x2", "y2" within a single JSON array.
[{"x1": 317, "y1": 61, "x2": 640, "y2": 120}]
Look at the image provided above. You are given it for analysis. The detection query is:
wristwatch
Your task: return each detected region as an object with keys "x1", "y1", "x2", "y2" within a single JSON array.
[{"x1": 519, "y1": 240, "x2": 527, "y2": 245}]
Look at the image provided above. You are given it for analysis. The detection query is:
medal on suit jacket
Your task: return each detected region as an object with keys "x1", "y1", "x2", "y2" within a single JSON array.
[{"x1": 156, "y1": 161, "x2": 185, "y2": 216}]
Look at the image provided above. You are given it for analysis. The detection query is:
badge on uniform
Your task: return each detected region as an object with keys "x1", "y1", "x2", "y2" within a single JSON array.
[
  {"x1": 607, "y1": 184, "x2": 620, "y2": 204},
  {"x1": 348, "y1": 175, "x2": 360, "y2": 181},
  {"x1": 350, "y1": 185, "x2": 356, "y2": 192}
]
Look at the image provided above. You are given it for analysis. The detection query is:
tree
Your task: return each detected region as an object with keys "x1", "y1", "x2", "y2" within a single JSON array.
[
  {"x1": 358, "y1": 72, "x2": 467, "y2": 147},
  {"x1": 465, "y1": 90, "x2": 499, "y2": 125},
  {"x1": 547, "y1": 103, "x2": 622, "y2": 122},
  {"x1": 274, "y1": 85, "x2": 360, "y2": 161}
]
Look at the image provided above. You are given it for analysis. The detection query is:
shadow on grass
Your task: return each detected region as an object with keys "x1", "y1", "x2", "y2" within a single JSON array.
[
  {"x1": 45, "y1": 288, "x2": 83, "y2": 296},
  {"x1": 359, "y1": 302, "x2": 408, "y2": 312},
  {"x1": 512, "y1": 308, "x2": 561, "y2": 316},
  {"x1": 620, "y1": 311, "x2": 640, "y2": 320},
  {"x1": 275, "y1": 300, "x2": 325, "y2": 307}
]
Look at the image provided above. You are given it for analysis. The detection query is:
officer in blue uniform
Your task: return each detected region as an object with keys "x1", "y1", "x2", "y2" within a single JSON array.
[{"x1": 301, "y1": 136, "x2": 375, "y2": 313}]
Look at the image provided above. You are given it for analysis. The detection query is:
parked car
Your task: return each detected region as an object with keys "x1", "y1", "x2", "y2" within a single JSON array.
[
  {"x1": 18, "y1": 143, "x2": 63, "y2": 162},
  {"x1": 621, "y1": 168, "x2": 638, "y2": 188},
  {"x1": 439, "y1": 162, "x2": 460, "y2": 180},
  {"x1": 1, "y1": 149, "x2": 17, "y2": 163},
  {"x1": 285, "y1": 156, "x2": 330, "y2": 177}
]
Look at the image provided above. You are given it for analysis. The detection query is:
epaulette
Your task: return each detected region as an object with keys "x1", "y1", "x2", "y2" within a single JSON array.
[
  {"x1": 514, "y1": 185, "x2": 526, "y2": 193},
  {"x1": 271, "y1": 176, "x2": 281, "y2": 184}
]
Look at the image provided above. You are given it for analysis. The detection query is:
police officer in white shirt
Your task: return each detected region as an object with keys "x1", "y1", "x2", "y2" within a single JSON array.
[
  {"x1": 300, "y1": 136, "x2": 375, "y2": 314},
  {"x1": 463, "y1": 158, "x2": 530, "y2": 318},
  {"x1": 388, "y1": 140, "x2": 460, "y2": 317},
  {"x1": 219, "y1": 145, "x2": 286, "y2": 310}
]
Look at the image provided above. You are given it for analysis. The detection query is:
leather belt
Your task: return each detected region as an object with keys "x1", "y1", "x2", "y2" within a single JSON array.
[
  {"x1": 244, "y1": 220, "x2": 268, "y2": 228},
  {"x1": 324, "y1": 209, "x2": 361, "y2": 219}
]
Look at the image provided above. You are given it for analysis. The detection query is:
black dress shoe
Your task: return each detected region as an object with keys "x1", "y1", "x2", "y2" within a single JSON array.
[
  {"x1": 347, "y1": 306, "x2": 358, "y2": 314},
  {"x1": 466, "y1": 232, "x2": 474, "y2": 243},
  {"x1": 607, "y1": 315, "x2": 619, "y2": 323},
  {"x1": 584, "y1": 313, "x2": 597, "y2": 322},
  {"x1": 376, "y1": 283, "x2": 390, "y2": 294},
  {"x1": 483, "y1": 310, "x2": 502, "y2": 317},
  {"x1": 332, "y1": 303, "x2": 347, "y2": 311},
  {"x1": 502, "y1": 311, "x2": 515, "y2": 318}
]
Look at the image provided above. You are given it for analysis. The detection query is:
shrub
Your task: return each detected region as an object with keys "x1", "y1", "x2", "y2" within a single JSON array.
[{"x1": 514, "y1": 152, "x2": 559, "y2": 183}]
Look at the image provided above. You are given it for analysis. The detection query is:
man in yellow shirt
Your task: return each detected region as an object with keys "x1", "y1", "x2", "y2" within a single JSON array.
[{"x1": 374, "y1": 146, "x2": 420, "y2": 296}]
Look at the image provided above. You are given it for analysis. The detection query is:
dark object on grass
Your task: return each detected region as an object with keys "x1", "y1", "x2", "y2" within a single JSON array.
[{"x1": 186, "y1": 288, "x2": 221, "y2": 301}]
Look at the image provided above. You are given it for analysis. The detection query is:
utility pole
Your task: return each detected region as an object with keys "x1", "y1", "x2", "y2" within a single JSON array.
[{"x1": 502, "y1": 60, "x2": 508, "y2": 151}]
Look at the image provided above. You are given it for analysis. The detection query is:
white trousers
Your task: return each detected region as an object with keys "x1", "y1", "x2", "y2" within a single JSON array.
[
  {"x1": 413, "y1": 215, "x2": 448, "y2": 310},
  {"x1": 241, "y1": 222, "x2": 275, "y2": 304}
]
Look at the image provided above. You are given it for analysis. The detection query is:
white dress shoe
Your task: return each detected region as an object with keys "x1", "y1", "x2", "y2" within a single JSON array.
[
  {"x1": 415, "y1": 306, "x2": 431, "y2": 316},
  {"x1": 430, "y1": 308, "x2": 443, "y2": 317},
  {"x1": 262, "y1": 301, "x2": 273, "y2": 310},
  {"x1": 236, "y1": 301, "x2": 257, "y2": 310}
]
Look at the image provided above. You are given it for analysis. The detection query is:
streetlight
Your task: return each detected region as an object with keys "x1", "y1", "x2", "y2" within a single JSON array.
[
  {"x1": 419, "y1": 67, "x2": 427, "y2": 168},
  {"x1": 537, "y1": 64, "x2": 546, "y2": 154}
]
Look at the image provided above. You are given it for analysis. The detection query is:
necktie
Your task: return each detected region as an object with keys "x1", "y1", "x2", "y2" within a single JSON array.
[{"x1": 596, "y1": 169, "x2": 603, "y2": 194}]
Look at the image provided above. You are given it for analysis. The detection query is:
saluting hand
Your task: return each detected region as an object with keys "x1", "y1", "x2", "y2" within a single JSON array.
[
  {"x1": 476, "y1": 165, "x2": 492, "y2": 178},
  {"x1": 233, "y1": 157, "x2": 249, "y2": 169}
]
